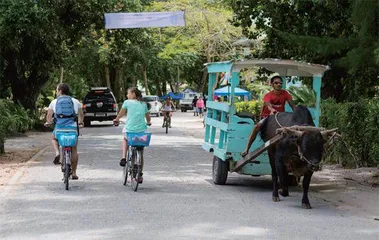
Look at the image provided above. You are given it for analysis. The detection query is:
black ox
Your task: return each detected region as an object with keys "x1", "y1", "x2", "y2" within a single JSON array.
[{"x1": 259, "y1": 105, "x2": 336, "y2": 209}]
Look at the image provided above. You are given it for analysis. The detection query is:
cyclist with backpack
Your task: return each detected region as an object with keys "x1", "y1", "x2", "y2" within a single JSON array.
[{"x1": 45, "y1": 83, "x2": 84, "y2": 180}]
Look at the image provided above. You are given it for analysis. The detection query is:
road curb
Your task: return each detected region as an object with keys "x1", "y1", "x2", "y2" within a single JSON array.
[{"x1": 0, "y1": 145, "x2": 50, "y2": 198}]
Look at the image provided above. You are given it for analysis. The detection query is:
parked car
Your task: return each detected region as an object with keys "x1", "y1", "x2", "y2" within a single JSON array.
[
  {"x1": 82, "y1": 87, "x2": 118, "y2": 127},
  {"x1": 142, "y1": 95, "x2": 162, "y2": 117}
]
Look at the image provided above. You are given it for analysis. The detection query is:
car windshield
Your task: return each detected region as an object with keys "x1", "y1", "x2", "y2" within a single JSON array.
[
  {"x1": 84, "y1": 93, "x2": 115, "y2": 103},
  {"x1": 143, "y1": 97, "x2": 157, "y2": 102}
]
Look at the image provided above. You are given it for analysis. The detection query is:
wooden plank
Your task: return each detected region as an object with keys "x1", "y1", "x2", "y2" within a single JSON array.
[
  {"x1": 207, "y1": 101, "x2": 231, "y2": 112},
  {"x1": 231, "y1": 134, "x2": 284, "y2": 172},
  {"x1": 205, "y1": 118, "x2": 228, "y2": 131}
]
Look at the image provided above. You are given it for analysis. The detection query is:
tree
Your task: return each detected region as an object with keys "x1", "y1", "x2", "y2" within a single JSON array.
[
  {"x1": 148, "y1": 0, "x2": 243, "y2": 93},
  {"x1": 229, "y1": 0, "x2": 379, "y2": 101}
]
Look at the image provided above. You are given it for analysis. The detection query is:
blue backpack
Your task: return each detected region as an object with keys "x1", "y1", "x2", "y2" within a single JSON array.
[{"x1": 55, "y1": 96, "x2": 77, "y2": 126}]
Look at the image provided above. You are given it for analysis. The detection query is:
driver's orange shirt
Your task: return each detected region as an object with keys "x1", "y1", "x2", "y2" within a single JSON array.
[{"x1": 261, "y1": 90, "x2": 292, "y2": 118}]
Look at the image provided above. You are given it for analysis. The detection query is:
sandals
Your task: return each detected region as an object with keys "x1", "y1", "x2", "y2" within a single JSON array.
[
  {"x1": 120, "y1": 158, "x2": 127, "y2": 167},
  {"x1": 71, "y1": 175, "x2": 79, "y2": 180},
  {"x1": 53, "y1": 155, "x2": 61, "y2": 165}
]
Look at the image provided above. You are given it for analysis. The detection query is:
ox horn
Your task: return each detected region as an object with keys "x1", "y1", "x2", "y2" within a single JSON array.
[
  {"x1": 285, "y1": 128, "x2": 303, "y2": 137},
  {"x1": 277, "y1": 127, "x2": 303, "y2": 137},
  {"x1": 321, "y1": 128, "x2": 341, "y2": 139}
]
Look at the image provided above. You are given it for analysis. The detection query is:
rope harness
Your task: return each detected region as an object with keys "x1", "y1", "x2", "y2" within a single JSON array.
[{"x1": 275, "y1": 112, "x2": 320, "y2": 170}]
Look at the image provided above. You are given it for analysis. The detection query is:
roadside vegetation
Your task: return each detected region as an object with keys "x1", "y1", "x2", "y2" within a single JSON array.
[{"x1": 0, "y1": 0, "x2": 378, "y2": 167}]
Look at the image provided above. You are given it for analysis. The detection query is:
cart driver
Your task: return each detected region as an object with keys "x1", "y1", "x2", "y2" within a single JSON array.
[{"x1": 241, "y1": 76, "x2": 296, "y2": 157}]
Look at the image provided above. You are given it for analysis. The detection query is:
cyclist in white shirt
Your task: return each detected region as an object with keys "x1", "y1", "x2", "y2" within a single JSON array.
[
  {"x1": 45, "y1": 83, "x2": 84, "y2": 180},
  {"x1": 160, "y1": 97, "x2": 175, "y2": 128}
]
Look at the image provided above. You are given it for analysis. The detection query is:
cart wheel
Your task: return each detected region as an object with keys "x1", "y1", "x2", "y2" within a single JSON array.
[
  {"x1": 212, "y1": 156, "x2": 228, "y2": 185},
  {"x1": 288, "y1": 175, "x2": 299, "y2": 186}
]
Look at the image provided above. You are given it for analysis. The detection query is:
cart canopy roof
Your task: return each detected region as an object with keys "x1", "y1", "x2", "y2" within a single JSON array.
[
  {"x1": 214, "y1": 86, "x2": 249, "y2": 96},
  {"x1": 205, "y1": 58, "x2": 330, "y2": 77}
]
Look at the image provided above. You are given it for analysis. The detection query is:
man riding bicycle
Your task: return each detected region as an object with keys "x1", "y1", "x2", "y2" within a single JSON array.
[
  {"x1": 45, "y1": 83, "x2": 84, "y2": 180},
  {"x1": 161, "y1": 97, "x2": 176, "y2": 128}
]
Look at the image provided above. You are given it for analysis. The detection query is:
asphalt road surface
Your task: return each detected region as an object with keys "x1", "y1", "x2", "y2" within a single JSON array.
[{"x1": 1, "y1": 112, "x2": 378, "y2": 239}]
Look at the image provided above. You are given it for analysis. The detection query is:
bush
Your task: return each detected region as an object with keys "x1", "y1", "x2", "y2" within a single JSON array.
[
  {"x1": 320, "y1": 98, "x2": 379, "y2": 167},
  {"x1": 287, "y1": 85, "x2": 316, "y2": 107},
  {"x1": 235, "y1": 100, "x2": 263, "y2": 122},
  {"x1": 0, "y1": 99, "x2": 37, "y2": 154}
]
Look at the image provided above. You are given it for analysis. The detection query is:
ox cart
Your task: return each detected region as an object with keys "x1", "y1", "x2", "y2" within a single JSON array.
[{"x1": 202, "y1": 59, "x2": 331, "y2": 184}]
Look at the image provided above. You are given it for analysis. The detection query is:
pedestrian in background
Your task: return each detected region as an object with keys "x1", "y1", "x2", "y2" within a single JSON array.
[
  {"x1": 192, "y1": 96, "x2": 198, "y2": 116},
  {"x1": 196, "y1": 97, "x2": 205, "y2": 117}
]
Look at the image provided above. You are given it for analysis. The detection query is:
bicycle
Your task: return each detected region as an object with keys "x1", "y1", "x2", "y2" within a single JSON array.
[
  {"x1": 162, "y1": 110, "x2": 174, "y2": 134},
  {"x1": 114, "y1": 121, "x2": 151, "y2": 192},
  {"x1": 45, "y1": 123, "x2": 81, "y2": 190}
]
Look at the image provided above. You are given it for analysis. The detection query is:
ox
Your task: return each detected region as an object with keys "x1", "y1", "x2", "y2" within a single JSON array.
[{"x1": 259, "y1": 105, "x2": 336, "y2": 209}]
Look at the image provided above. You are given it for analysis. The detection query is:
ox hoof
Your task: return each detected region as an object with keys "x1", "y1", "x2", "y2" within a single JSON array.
[
  {"x1": 279, "y1": 189, "x2": 289, "y2": 197},
  {"x1": 272, "y1": 197, "x2": 280, "y2": 202},
  {"x1": 302, "y1": 203, "x2": 312, "y2": 209}
]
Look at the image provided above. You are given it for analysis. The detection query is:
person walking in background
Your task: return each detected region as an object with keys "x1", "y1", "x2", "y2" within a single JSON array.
[
  {"x1": 196, "y1": 97, "x2": 205, "y2": 117},
  {"x1": 192, "y1": 96, "x2": 198, "y2": 116}
]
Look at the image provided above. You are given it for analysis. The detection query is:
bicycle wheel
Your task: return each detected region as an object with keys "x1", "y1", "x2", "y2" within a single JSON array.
[
  {"x1": 130, "y1": 150, "x2": 141, "y2": 192},
  {"x1": 65, "y1": 163, "x2": 70, "y2": 190},
  {"x1": 123, "y1": 152, "x2": 130, "y2": 186},
  {"x1": 63, "y1": 149, "x2": 71, "y2": 190},
  {"x1": 131, "y1": 164, "x2": 141, "y2": 192},
  {"x1": 165, "y1": 117, "x2": 169, "y2": 134}
]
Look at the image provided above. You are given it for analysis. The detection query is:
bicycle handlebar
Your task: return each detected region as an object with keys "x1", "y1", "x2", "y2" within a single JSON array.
[{"x1": 113, "y1": 120, "x2": 151, "y2": 127}]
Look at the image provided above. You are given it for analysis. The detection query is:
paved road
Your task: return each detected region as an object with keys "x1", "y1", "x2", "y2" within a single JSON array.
[{"x1": 1, "y1": 112, "x2": 378, "y2": 239}]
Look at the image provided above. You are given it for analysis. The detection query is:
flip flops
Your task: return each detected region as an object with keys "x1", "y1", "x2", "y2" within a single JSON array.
[{"x1": 53, "y1": 155, "x2": 61, "y2": 165}]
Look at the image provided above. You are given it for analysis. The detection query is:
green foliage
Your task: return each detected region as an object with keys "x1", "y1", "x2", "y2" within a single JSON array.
[
  {"x1": 246, "y1": 82, "x2": 270, "y2": 100},
  {"x1": 235, "y1": 100, "x2": 263, "y2": 122},
  {"x1": 287, "y1": 85, "x2": 316, "y2": 107},
  {"x1": 0, "y1": 99, "x2": 36, "y2": 153},
  {"x1": 230, "y1": 0, "x2": 379, "y2": 101},
  {"x1": 320, "y1": 98, "x2": 379, "y2": 167}
]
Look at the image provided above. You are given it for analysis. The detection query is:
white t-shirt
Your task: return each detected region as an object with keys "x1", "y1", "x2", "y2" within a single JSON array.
[
  {"x1": 48, "y1": 97, "x2": 82, "y2": 127},
  {"x1": 48, "y1": 97, "x2": 82, "y2": 114}
]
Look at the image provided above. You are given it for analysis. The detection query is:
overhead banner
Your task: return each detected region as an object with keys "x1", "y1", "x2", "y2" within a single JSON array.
[{"x1": 105, "y1": 11, "x2": 185, "y2": 29}]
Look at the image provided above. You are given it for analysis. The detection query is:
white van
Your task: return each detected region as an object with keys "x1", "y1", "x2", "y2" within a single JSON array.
[
  {"x1": 179, "y1": 92, "x2": 201, "y2": 112},
  {"x1": 142, "y1": 95, "x2": 162, "y2": 117}
]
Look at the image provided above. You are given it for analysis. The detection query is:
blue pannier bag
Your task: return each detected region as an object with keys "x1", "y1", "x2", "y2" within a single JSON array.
[{"x1": 55, "y1": 96, "x2": 77, "y2": 126}]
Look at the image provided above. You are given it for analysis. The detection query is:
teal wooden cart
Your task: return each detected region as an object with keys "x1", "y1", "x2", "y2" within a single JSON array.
[{"x1": 202, "y1": 59, "x2": 330, "y2": 184}]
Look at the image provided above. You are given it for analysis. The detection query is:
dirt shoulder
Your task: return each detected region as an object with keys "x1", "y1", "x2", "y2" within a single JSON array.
[
  {"x1": 0, "y1": 131, "x2": 51, "y2": 191},
  {"x1": 312, "y1": 165, "x2": 379, "y2": 219}
]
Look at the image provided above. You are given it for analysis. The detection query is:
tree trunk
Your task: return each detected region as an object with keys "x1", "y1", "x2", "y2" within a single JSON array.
[
  {"x1": 104, "y1": 65, "x2": 111, "y2": 89},
  {"x1": 154, "y1": 78, "x2": 163, "y2": 96},
  {"x1": 59, "y1": 67, "x2": 64, "y2": 83},
  {"x1": 169, "y1": 82, "x2": 175, "y2": 93},
  {"x1": 0, "y1": 140, "x2": 4, "y2": 154},
  {"x1": 141, "y1": 64, "x2": 149, "y2": 95},
  {"x1": 201, "y1": 67, "x2": 209, "y2": 94},
  {"x1": 162, "y1": 79, "x2": 167, "y2": 95},
  {"x1": 131, "y1": 75, "x2": 137, "y2": 87},
  {"x1": 4, "y1": 52, "x2": 47, "y2": 110},
  {"x1": 113, "y1": 68, "x2": 122, "y2": 102}
]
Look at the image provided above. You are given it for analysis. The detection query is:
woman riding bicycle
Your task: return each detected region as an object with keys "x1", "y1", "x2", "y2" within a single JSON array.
[
  {"x1": 161, "y1": 97, "x2": 175, "y2": 128},
  {"x1": 113, "y1": 87, "x2": 152, "y2": 179}
]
